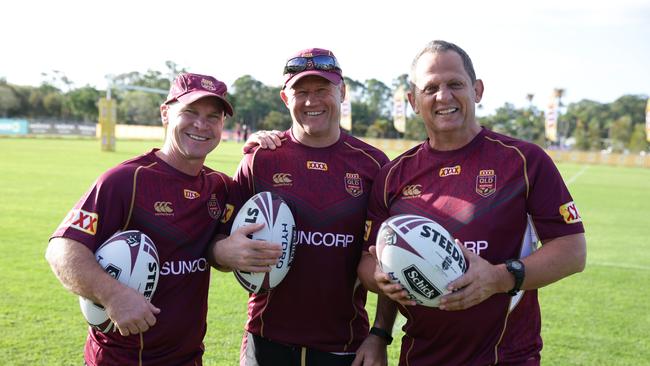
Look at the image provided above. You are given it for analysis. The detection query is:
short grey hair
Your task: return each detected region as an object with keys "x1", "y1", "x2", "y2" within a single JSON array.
[{"x1": 409, "y1": 40, "x2": 477, "y2": 92}]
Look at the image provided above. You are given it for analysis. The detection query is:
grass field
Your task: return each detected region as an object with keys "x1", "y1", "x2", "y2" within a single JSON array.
[{"x1": 0, "y1": 137, "x2": 648, "y2": 365}]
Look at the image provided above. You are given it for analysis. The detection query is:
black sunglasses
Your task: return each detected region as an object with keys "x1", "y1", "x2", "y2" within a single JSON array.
[{"x1": 283, "y1": 55, "x2": 341, "y2": 75}]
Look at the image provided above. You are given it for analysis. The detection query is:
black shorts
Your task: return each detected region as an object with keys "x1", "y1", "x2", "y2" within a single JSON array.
[{"x1": 243, "y1": 332, "x2": 355, "y2": 366}]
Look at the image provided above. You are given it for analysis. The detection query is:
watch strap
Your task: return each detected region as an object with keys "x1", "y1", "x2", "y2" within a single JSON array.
[{"x1": 369, "y1": 326, "x2": 393, "y2": 345}]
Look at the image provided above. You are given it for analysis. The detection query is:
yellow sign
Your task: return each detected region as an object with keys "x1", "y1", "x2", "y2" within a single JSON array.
[
  {"x1": 393, "y1": 86, "x2": 406, "y2": 133},
  {"x1": 545, "y1": 94, "x2": 558, "y2": 142},
  {"x1": 98, "y1": 98, "x2": 116, "y2": 151},
  {"x1": 340, "y1": 84, "x2": 352, "y2": 131}
]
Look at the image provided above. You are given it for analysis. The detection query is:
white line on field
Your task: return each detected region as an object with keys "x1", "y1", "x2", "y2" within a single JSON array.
[
  {"x1": 565, "y1": 165, "x2": 589, "y2": 185},
  {"x1": 589, "y1": 261, "x2": 650, "y2": 271}
]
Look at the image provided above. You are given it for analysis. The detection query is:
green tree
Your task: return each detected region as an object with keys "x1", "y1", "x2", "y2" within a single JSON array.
[
  {"x1": 0, "y1": 84, "x2": 19, "y2": 117},
  {"x1": 574, "y1": 119, "x2": 589, "y2": 150},
  {"x1": 66, "y1": 86, "x2": 101, "y2": 122},
  {"x1": 404, "y1": 115, "x2": 427, "y2": 141},
  {"x1": 229, "y1": 75, "x2": 281, "y2": 132},
  {"x1": 563, "y1": 100, "x2": 609, "y2": 143},
  {"x1": 609, "y1": 116, "x2": 632, "y2": 152},
  {"x1": 366, "y1": 118, "x2": 391, "y2": 138},
  {"x1": 260, "y1": 110, "x2": 292, "y2": 131},
  {"x1": 362, "y1": 79, "x2": 391, "y2": 118},
  {"x1": 119, "y1": 91, "x2": 162, "y2": 125},
  {"x1": 587, "y1": 119, "x2": 602, "y2": 151},
  {"x1": 628, "y1": 123, "x2": 648, "y2": 152}
]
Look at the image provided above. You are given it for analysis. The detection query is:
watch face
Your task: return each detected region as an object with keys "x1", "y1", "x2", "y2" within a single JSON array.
[{"x1": 511, "y1": 261, "x2": 523, "y2": 270}]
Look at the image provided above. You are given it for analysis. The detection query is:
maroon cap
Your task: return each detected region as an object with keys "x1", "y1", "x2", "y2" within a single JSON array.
[
  {"x1": 164, "y1": 73, "x2": 233, "y2": 116},
  {"x1": 283, "y1": 48, "x2": 343, "y2": 90}
]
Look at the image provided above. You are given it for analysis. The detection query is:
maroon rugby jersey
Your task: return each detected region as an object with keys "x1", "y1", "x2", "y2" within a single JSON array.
[
  {"x1": 364, "y1": 128, "x2": 585, "y2": 365},
  {"x1": 223, "y1": 129, "x2": 388, "y2": 353},
  {"x1": 51, "y1": 149, "x2": 230, "y2": 366}
]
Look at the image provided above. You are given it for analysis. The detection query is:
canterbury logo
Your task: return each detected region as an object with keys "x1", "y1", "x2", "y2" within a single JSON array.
[
  {"x1": 273, "y1": 173, "x2": 293, "y2": 185},
  {"x1": 154, "y1": 201, "x2": 173, "y2": 214},
  {"x1": 402, "y1": 185, "x2": 422, "y2": 197},
  {"x1": 439, "y1": 165, "x2": 461, "y2": 177},
  {"x1": 307, "y1": 161, "x2": 328, "y2": 171}
]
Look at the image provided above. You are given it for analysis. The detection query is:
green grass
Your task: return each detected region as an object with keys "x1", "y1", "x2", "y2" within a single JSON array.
[{"x1": 0, "y1": 138, "x2": 648, "y2": 365}]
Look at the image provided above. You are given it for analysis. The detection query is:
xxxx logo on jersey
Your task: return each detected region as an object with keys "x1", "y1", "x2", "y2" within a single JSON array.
[
  {"x1": 61, "y1": 209, "x2": 98, "y2": 235},
  {"x1": 439, "y1": 165, "x2": 461, "y2": 177},
  {"x1": 184, "y1": 189, "x2": 200, "y2": 199},
  {"x1": 559, "y1": 201, "x2": 582, "y2": 224},
  {"x1": 306, "y1": 161, "x2": 328, "y2": 171}
]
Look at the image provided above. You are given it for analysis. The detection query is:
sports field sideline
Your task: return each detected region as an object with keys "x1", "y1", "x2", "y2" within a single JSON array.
[{"x1": 0, "y1": 137, "x2": 648, "y2": 365}]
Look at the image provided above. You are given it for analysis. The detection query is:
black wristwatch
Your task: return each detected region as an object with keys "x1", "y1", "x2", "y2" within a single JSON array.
[
  {"x1": 369, "y1": 326, "x2": 393, "y2": 345},
  {"x1": 505, "y1": 259, "x2": 525, "y2": 296}
]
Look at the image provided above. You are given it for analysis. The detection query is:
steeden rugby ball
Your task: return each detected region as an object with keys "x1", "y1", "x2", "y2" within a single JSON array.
[
  {"x1": 375, "y1": 214, "x2": 467, "y2": 307},
  {"x1": 79, "y1": 230, "x2": 160, "y2": 332}
]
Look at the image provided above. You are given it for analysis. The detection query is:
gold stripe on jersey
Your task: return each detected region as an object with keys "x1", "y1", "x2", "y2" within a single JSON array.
[
  {"x1": 343, "y1": 141, "x2": 384, "y2": 169},
  {"x1": 383, "y1": 150, "x2": 419, "y2": 208},
  {"x1": 123, "y1": 162, "x2": 157, "y2": 230},
  {"x1": 343, "y1": 281, "x2": 363, "y2": 352},
  {"x1": 139, "y1": 333, "x2": 144, "y2": 366},
  {"x1": 301, "y1": 347, "x2": 307, "y2": 366},
  {"x1": 259, "y1": 290, "x2": 275, "y2": 338},
  {"x1": 400, "y1": 305, "x2": 415, "y2": 366},
  {"x1": 483, "y1": 136, "x2": 530, "y2": 198},
  {"x1": 492, "y1": 302, "x2": 513, "y2": 364}
]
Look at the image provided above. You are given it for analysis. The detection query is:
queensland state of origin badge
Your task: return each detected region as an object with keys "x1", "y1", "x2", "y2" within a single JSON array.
[{"x1": 476, "y1": 169, "x2": 496, "y2": 197}]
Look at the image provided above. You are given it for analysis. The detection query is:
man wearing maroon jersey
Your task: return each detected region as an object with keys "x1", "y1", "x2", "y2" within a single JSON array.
[
  {"x1": 46, "y1": 73, "x2": 281, "y2": 366},
  {"x1": 357, "y1": 40, "x2": 587, "y2": 365},
  {"x1": 212, "y1": 48, "x2": 389, "y2": 366}
]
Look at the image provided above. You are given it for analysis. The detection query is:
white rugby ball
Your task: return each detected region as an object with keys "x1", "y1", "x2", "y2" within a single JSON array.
[
  {"x1": 79, "y1": 230, "x2": 160, "y2": 332},
  {"x1": 231, "y1": 191, "x2": 296, "y2": 294},
  {"x1": 376, "y1": 214, "x2": 467, "y2": 307}
]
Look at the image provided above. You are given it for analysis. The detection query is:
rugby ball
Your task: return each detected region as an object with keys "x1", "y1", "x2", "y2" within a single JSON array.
[
  {"x1": 79, "y1": 230, "x2": 160, "y2": 332},
  {"x1": 230, "y1": 191, "x2": 296, "y2": 294},
  {"x1": 375, "y1": 214, "x2": 467, "y2": 307}
]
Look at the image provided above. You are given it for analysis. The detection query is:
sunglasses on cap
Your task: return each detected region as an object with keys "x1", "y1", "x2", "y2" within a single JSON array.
[{"x1": 283, "y1": 55, "x2": 341, "y2": 75}]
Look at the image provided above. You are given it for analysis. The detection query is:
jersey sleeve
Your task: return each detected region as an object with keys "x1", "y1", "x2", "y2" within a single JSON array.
[
  {"x1": 50, "y1": 166, "x2": 134, "y2": 251},
  {"x1": 525, "y1": 147, "x2": 585, "y2": 241}
]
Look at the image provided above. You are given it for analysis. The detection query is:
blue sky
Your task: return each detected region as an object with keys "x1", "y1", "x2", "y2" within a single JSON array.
[{"x1": 2, "y1": 0, "x2": 648, "y2": 115}]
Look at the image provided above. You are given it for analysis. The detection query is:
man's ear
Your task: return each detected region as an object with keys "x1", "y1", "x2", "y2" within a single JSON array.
[
  {"x1": 339, "y1": 82, "x2": 346, "y2": 100},
  {"x1": 407, "y1": 90, "x2": 419, "y2": 114},
  {"x1": 280, "y1": 89, "x2": 289, "y2": 107},
  {"x1": 473, "y1": 79, "x2": 484, "y2": 103},
  {"x1": 160, "y1": 104, "x2": 169, "y2": 126}
]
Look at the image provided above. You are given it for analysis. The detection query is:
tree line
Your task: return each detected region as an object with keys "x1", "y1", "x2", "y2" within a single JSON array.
[{"x1": 1, "y1": 63, "x2": 647, "y2": 152}]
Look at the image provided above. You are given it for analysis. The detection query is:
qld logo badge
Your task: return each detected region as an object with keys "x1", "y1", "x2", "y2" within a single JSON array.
[
  {"x1": 345, "y1": 172, "x2": 363, "y2": 197},
  {"x1": 207, "y1": 194, "x2": 222, "y2": 220},
  {"x1": 476, "y1": 169, "x2": 497, "y2": 197}
]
